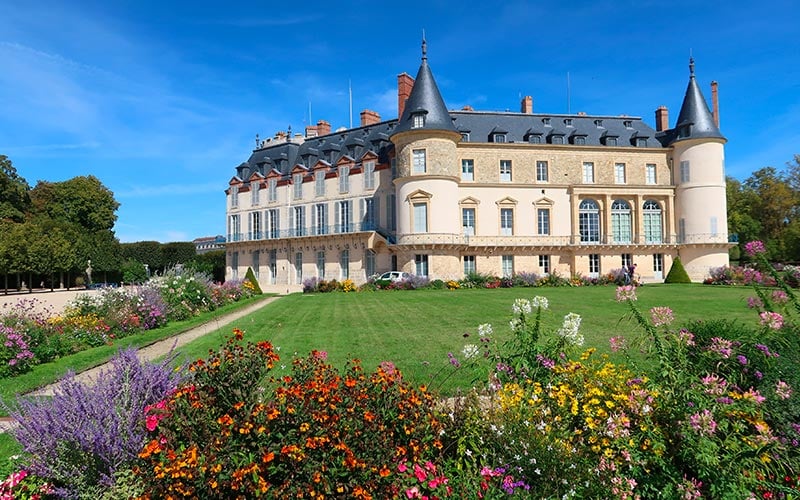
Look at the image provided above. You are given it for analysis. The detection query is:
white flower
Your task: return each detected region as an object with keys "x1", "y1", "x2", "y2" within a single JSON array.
[
  {"x1": 557, "y1": 312, "x2": 584, "y2": 346},
  {"x1": 509, "y1": 318, "x2": 522, "y2": 332},
  {"x1": 512, "y1": 298, "x2": 532, "y2": 315},
  {"x1": 462, "y1": 344, "x2": 479, "y2": 359},
  {"x1": 478, "y1": 323, "x2": 493, "y2": 337},
  {"x1": 531, "y1": 296, "x2": 549, "y2": 310}
]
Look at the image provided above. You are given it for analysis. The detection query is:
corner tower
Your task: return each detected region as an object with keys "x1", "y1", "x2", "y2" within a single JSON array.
[
  {"x1": 666, "y1": 58, "x2": 730, "y2": 280},
  {"x1": 390, "y1": 39, "x2": 461, "y2": 241}
]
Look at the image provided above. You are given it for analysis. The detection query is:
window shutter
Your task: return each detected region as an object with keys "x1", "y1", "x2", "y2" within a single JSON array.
[{"x1": 335, "y1": 201, "x2": 341, "y2": 233}]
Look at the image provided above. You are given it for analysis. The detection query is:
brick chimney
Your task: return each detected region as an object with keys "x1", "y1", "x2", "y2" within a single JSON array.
[
  {"x1": 655, "y1": 105, "x2": 669, "y2": 132},
  {"x1": 360, "y1": 109, "x2": 381, "y2": 127},
  {"x1": 316, "y1": 120, "x2": 331, "y2": 137},
  {"x1": 305, "y1": 125, "x2": 318, "y2": 138},
  {"x1": 397, "y1": 72, "x2": 415, "y2": 118},
  {"x1": 521, "y1": 96, "x2": 533, "y2": 114},
  {"x1": 710, "y1": 81, "x2": 719, "y2": 128}
]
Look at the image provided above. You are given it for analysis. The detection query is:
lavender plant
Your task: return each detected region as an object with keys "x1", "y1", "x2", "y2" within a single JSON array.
[{"x1": 4, "y1": 348, "x2": 186, "y2": 497}]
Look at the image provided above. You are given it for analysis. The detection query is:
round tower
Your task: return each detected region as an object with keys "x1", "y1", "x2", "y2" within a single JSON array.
[
  {"x1": 670, "y1": 58, "x2": 730, "y2": 280},
  {"x1": 390, "y1": 39, "x2": 461, "y2": 241}
]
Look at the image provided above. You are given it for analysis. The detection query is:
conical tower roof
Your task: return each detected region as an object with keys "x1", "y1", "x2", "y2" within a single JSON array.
[
  {"x1": 672, "y1": 57, "x2": 725, "y2": 143},
  {"x1": 392, "y1": 39, "x2": 457, "y2": 136}
]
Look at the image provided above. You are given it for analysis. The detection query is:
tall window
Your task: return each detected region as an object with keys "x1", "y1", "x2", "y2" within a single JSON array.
[
  {"x1": 415, "y1": 254, "x2": 429, "y2": 277},
  {"x1": 268, "y1": 179, "x2": 277, "y2": 202},
  {"x1": 250, "y1": 211, "x2": 262, "y2": 240},
  {"x1": 589, "y1": 254, "x2": 600, "y2": 276},
  {"x1": 229, "y1": 214, "x2": 241, "y2": 241},
  {"x1": 413, "y1": 203, "x2": 428, "y2": 233},
  {"x1": 293, "y1": 173, "x2": 303, "y2": 199},
  {"x1": 389, "y1": 194, "x2": 396, "y2": 231},
  {"x1": 315, "y1": 171, "x2": 325, "y2": 197},
  {"x1": 267, "y1": 209, "x2": 279, "y2": 239},
  {"x1": 680, "y1": 160, "x2": 690, "y2": 183},
  {"x1": 251, "y1": 181, "x2": 260, "y2": 205},
  {"x1": 500, "y1": 208, "x2": 514, "y2": 236},
  {"x1": 363, "y1": 161, "x2": 376, "y2": 190},
  {"x1": 614, "y1": 163, "x2": 626, "y2": 184},
  {"x1": 336, "y1": 200, "x2": 352, "y2": 233},
  {"x1": 365, "y1": 250, "x2": 376, "y2": 278},
  {"x1": 621, "y1": 253, "x2": 632, "y2": 269},
  {"x1": 340, "y1": 250, "x2": 349, "y2": 280},
  {"x1": 462, "y1": 207, "x2": 476, "y2": 236},
  {"x1": 252, "y1": 251, "x2": 260, "y2": 278},
  {"x1": 500, "y1": 160, "x2": 512, "y2": 182},
  {"x1": 315, "y1": 203, "x2": 327, "y2": 235},
  {"x1": 231, "y1": 251, "x2": 239, "y2": 280},
  {"x1": 646, "y1": 164, "x2": 657, "y2": 185},
  {"x1": 339, "y1": 166, "x2": 350, "y2": 193},
  {"x1": 710, "y1": 216, "x2": 718, "y2": 237},
  {"x1": 643, "y1": 200, "x2": 662, "y2": 243},
  {"x1": 269, "y1": 249, "x2": 277, "y2": 285},
  {"x1": 537, "y1": 208, "x2": 550, "y2": 235},
  {"x1": 679, "y1": 218, "x2": 686, "y2": 243},
  {"x1": 611, "y1": 200, "x2": 632, "y2": 243},
  {"x1": 579, "y1": 199, "x2": 600, "y2": 243},
  {"x1": 653, "y1": 253, "x2": 663, "y2": 274},
  {"x1": 582, "y1": 162, "x2": 595, "y2": 184},
  {"x1": 461, "y1": 159, "x2": 474, "y2": 181},
  {"x1": 536, "y1": 161, "x2": 549, "y2": 182},
  {"x1": 316, "y1": 251, "x2": 325, "y2": 279},
  {"x1": 412, "y1": 149, "x2": 426, "y2": 174},
  {"x1": 362, "y1": 198, "x2": 378, "y2": 230},
  {"x1": 539, "y1": 255, "x2": 551, "y2": 274},
  {"x1": 295, "y1": 252, "x2": 303, "y2": 283},
  {"x1": 291, "y1": 206, "x2": 305, "y2": 236},
  {"x1": 501, "y1": 255, "x2": 514, "y2": 278},
  {"x1": 412, "y1": 113, "x2": 425, "y2": 128},
  {"x1": 463, "y1": 255, "x2": 476, "y2": 275},
  {"x1": 230, "y1": 186, "x2": 239, "y2": 208}
]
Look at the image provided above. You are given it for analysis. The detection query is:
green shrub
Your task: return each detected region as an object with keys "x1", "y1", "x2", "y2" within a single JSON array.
[
  {"x1": 664, "y1": 256, "x2": 692, "y2": 283},
  {"x1": 429, "y1": 279, "x2": 446, "y2": 290},
  {"x1": 243, "y1": 267, "x2": 263, "y2": 294}
]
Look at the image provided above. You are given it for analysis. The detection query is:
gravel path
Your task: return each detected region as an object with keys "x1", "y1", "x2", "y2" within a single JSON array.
[{"x1": 28, "y1": 296, "x2": 281, "y2": 397}]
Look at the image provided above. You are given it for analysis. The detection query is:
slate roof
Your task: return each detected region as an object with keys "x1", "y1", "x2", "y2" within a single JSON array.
[
  {"x1": 658, "y1": 58, "x2": 725, "y2": 146},
  {"x1": 392, "y1": 39, "x2": 458, "y2": 136}
]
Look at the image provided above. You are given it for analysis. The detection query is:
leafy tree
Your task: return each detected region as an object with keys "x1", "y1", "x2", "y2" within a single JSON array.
[
  {"x1": 27, "y1": 220, "x2": 75, "y2": 290},
  {"x1": 188, "y1": 250, "x2": 225, "y2": 282},
  {"x1": 161, "y1": 242, "x2": 196, "y2": 268},
  {"x1": 0, "y1": 155, "x2": 30, "y2": 223},
  {"x1": 29, "y1": 175, "x2": 119, "y2": 233},
  {"x1": 121, "y1": 242, "x2": 164, "y2": 273},
  {"x1": 121, "y1": 260, "x2": 147, "y2": 284}
]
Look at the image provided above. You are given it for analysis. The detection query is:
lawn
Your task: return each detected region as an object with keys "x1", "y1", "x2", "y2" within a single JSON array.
[{"x1": 173, "y1": 284, "x2": 755, "y2": 392}]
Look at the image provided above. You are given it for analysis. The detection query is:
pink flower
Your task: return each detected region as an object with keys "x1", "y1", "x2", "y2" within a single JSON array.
[
  {"x1": 689, "y1": 409, "x2": 717, "y2": 436},
  {"x1": 741, "y1": 388, "x2": 766, "y2": 404},
  {"x1": 650, "y1": 306, "x2": 674, "y2": 327},
  {"x1": 776, "y1": 380, "x2": 792, "y2": 400},
  {"x1": 615, "y1": 285, "x2": 637, "y2": 302},
  {"x1": 405, "y1": 486, "x2": 420, "y2": 498},
  {"x1": 609, "y1": 336, "x2": 627, "y2": 352},
  {"x1": 746, "y1": 296, "x2": 763, "y2": 309},
  {"x1": 759, "y1": 311, "x2": 784, "y2": 330},
  {"x1": 414, "y1": 463, "x2": 427, "y2": 482},
  {"x1": 744, "y1": 240, "x2": 766, "y2": 257},
  {"x1": 312, "y1": 350, "x2": 328, "y2": 360},
  {"x1": 398, "y1": 463, "x2": 407, "y2": 473},
  {"x1": 146, "y1": 414, "x2": 159, "y2": 432},
  {"x1": 771, "y1": 290, "x2": 789, "y2": 305}
]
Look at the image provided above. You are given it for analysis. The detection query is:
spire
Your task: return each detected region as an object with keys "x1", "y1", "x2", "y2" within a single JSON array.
[
  {"x1": 669, "y1": 57, "x2": 724, "y2": 143},
  {"x1": 392, "y1": 38, "x2": 457, "y2": 136}
]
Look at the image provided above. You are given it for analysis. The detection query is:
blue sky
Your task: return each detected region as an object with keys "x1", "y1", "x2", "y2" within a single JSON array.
[{"x1": 1, "y1": 0, "x2": 798, "y2": 243}]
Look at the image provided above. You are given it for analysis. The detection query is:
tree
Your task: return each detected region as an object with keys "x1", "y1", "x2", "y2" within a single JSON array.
[
  {"x1": 29, "y1": 175, "x2": 119, "y2": 233},
  {"x1": 0, "y1": 155, "x2": 30, "y2": 223}
]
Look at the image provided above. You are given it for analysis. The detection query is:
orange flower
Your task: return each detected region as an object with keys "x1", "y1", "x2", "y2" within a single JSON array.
[
  {"x1": 379, "y1": 465, "x2": 391, "y2": 477},
  {"x1": 262, "y1": 451, "x2": 275, "y2": 463}
]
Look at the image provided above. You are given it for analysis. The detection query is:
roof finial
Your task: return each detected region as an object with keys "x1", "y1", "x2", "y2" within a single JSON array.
[
  {"x1": 689, "y1": 49, "x2": 695, "y2": 77},
  {"x1": 421, "y1": 29, "x2": 427, "y2": 62}
]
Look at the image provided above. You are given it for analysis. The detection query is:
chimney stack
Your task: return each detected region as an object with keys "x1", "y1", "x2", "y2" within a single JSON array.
[
  {"x1": 521, "y1": 96, "x2": 533, "y2": 114},
  {"x1": 655, "y1": 105, "x2": 669, "y2": 132},
  {"x1": 360, "y1": 109, "x2": 381, "y2": 127},
  {"x1": 397, "y1": 72, "x2": 415, "y2": 118},
  {"x1": 710, "y1": 81, "x2": 720, "y2": 128},
  {"x1": 316, "y1": 120, "x2": 331, "y2": 137}
]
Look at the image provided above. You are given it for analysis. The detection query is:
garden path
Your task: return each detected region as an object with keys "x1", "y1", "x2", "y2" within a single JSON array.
[{"x1": 28, "y1": 295, "x2": 282, "y2": 397}]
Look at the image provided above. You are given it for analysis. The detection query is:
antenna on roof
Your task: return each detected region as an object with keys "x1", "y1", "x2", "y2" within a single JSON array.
[
  {"x1": 348, "y1": 79, "x2": 353, "y2": 129},
  {"x1": 422, "y1": 29, "x2": 427, "y2": 61},
  {"x1": 567, "y1": 72, "x2": 571, "y2": 114},
  {"x1": 255, "y1": 133, "x2": 259, "y2": 148}
]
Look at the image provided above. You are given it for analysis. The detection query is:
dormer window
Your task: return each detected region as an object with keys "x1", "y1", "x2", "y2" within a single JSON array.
[
  {"x1": 550, "y1": 135, "x2": 564, "y2": 145},
  {"x1": 564, "y1": 118, "x2": 573, "y2": 127},
  {"x1": 461, "y1": 132, "x2": 470, "y2": 141},
  {"x1": 412, "y1": 113, "x2": 425, "y2": 129},
  {"x1": 574, "y1": 136, "x2": 586, "y2": 145},
  {"x1": 678, "y1": 126, "x2": 691, "y2": 139},
  {"x1": 594, "y1": 119, "x2": 604, "y2": 128},
  {"x1": 529, "y1": 135, "x2": 541, "y2": 144},
  {"x1": 623, "y1": 120, "x2": 633, "y2": 129},
  {"x1": 493, "y1": 133, "x2": 506, "y2": 143},
  {"x1": 636, "y1": 137, "x2": 648, "y2": 147},
  {"x1": 542, "y1": 117, "x2": 551, "y2": 126}
]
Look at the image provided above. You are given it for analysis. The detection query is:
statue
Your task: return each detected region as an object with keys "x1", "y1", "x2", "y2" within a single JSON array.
[{"x1": 85, "y1": 259, "x2": 93, "y2": 286}]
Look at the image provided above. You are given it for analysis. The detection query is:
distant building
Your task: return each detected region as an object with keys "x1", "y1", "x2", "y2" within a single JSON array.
[
  {"x1": 193, "y1": 235, "x2": 226, "y2": 254},
  {"x1": 225, "y1": 41, "x2": 730, "y2": 286}
]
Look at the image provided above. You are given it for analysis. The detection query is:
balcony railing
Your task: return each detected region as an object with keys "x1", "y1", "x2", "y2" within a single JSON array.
[{"x1": 228, "y1": 221, "x2": 383, "y2": 243}]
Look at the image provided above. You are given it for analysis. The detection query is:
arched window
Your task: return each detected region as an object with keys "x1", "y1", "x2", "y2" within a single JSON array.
[
  {"x1": 611, "y1": 200, "x2": 631, "y2": 243},
  {"x1": 643, "y1": 200, "x2": 663, "y2": 243},
  {"x1": 579, "y1": 199, "x2": 600, "y2": 243}
]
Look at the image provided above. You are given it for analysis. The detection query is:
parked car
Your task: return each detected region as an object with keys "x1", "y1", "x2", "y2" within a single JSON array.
[{"x1": 377, "y1": 271, "x2": 411, "y2": 282}]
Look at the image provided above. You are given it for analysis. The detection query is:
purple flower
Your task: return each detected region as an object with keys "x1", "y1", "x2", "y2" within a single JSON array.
[
  {"x1": 708, "y1": 337, "x2": 733, "y2": 358},
  {"x1": 737, "y1": 355, "x2": 748, "y2": 365},
  {"x1": 747, "y1": 296, "x2": 764, "y2": 309},
  {"x1": 744, "y1": 240, "x2": 766, "y2": 257},
  {"x1": 447, "y1": 352, "x2": 460, "y2": 368}
]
